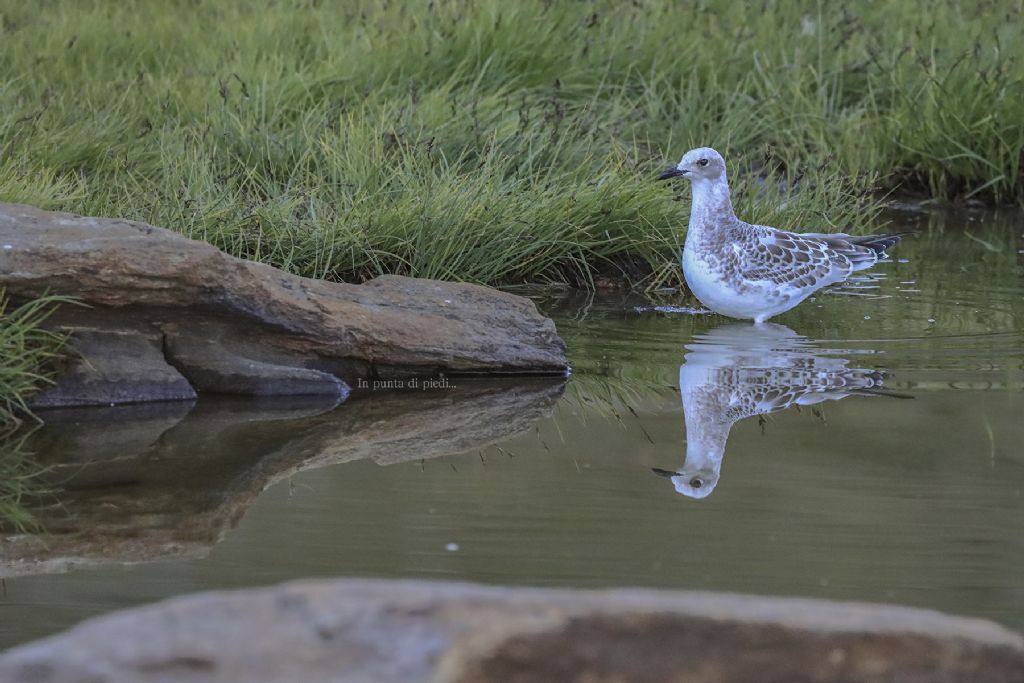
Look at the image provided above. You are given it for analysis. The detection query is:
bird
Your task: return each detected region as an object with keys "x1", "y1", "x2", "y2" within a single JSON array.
[
  {"x1": 657, "y1": 147, "x2": 904, "y2": 323},
  {"x1": 652, "y1": 322, "x2": 908, "y2": 499}
]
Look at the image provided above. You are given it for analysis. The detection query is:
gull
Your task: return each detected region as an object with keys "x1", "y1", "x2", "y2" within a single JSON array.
[
  {"x1": 653, "y1": 322, "x2": 908, "y2": 499},
  {"x1": 657, "y1": 147, "x2": 904, "y2": 323}
]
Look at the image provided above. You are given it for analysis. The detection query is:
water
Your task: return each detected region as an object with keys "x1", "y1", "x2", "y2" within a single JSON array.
[{"x1": 2, "y1": 209, "x2": 1023, "y2": 650}]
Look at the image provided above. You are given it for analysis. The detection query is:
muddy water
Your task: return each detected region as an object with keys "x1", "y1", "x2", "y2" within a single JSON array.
[{"x1": 2, "y1": 208, "x2": 1023, "y2": 650}]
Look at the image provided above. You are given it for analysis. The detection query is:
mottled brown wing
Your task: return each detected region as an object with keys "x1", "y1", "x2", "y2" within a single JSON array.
[{"x1": 738, "y1": 227, "x2": 855, "y2": 294}]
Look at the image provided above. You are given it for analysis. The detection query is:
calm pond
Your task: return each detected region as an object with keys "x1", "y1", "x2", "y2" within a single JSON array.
[{"x1": 2, "y1": 208, "x2": 1023, "y2": 650}]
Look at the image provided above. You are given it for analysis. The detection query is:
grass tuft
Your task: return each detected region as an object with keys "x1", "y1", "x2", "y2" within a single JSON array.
[
  {"x1": 0, "y1": 429, "x2": 51, "y2": 533},
  {"x1": 0, "y1": 291, "x2": 73, "y2": 432}
]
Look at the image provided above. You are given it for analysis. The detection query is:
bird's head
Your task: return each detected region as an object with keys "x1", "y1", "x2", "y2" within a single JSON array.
[
  {"x1": 657, "y1": 147, "x2": 726, "y2": 183},
  {"x1": 652, "y1": 466, "x2": 720, "y2": 500}
]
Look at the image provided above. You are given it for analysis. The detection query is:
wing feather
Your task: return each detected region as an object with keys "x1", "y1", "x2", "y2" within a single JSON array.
[{"x1": 738, "y1": 227, "x2": 856, "y2": 294}]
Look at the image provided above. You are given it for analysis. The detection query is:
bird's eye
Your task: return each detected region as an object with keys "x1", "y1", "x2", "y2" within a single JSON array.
[
  {"x1": 697, "y1": 158, "x2": 709, "y2": 167},
  {"x1": 690, "y1": 478, "x2": 703, "y2": 489}
]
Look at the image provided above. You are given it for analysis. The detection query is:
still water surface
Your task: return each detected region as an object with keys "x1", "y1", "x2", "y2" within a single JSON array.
[{"x1": 2, "y1": 209, "x2": 1023, "y2": 649}]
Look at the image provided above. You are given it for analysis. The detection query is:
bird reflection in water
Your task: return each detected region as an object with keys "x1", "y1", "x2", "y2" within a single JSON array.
[{"x1": 654, "y1": 322, "x2": 909, "y2": 499}]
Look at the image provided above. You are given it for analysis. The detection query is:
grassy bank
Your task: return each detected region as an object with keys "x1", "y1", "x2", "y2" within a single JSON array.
[{"x1": 1, "y1": 1, "x2": 1021, "y2": 287}]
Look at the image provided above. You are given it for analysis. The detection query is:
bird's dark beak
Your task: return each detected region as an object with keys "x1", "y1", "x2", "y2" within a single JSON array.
[
  {"x1": 656, "y1": 167, "x2": 687, "y2": 181},
  {"x1": 651, "y1": 467, "x2": 680, "y2": 478}
]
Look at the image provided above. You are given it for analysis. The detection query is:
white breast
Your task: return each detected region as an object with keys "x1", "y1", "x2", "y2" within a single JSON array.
[{"x1": 682, "y1": 246, "x2": 764, "y2": 320}]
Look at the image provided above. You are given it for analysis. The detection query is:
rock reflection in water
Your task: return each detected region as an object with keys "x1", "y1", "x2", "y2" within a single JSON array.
[
  {"x1": 656, "y1": 323, "x2": 908, "y2": 499},
  {"x1": 1, "y1": 379, "x2": 564, "y2": 577}
]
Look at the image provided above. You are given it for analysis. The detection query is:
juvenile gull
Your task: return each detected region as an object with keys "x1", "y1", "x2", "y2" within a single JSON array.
[{"x1": 658, "y1": 147, "x2": 903, "y2": 323}]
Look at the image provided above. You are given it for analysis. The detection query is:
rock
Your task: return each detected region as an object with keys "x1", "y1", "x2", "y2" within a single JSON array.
[
  {"x1": 0, "y1": 579, "x2": 1021, "y2": 683},
  {"x1": 1, "y1": 378, "x2": 565, "y2": 577},
  {"x1": 163, "y1": 322, "x2": 349, "y2": 397},
  {"x1": 29, "y1": 329, "x2": 196, "y2": 408},
  {"x1": 0, "y1": 202, "x2": 567, "y2": 407}
]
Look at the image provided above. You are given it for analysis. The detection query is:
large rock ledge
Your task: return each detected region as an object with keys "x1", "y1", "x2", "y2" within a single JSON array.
[
  {"x1": 0, "y1": 203, "x2": 567, "y2": 407},
  {"x1": 1, "y1": 579, "x2": 1021, "y2": 682}
]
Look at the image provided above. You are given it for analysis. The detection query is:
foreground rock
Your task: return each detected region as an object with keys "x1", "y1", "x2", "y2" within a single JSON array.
[
  {"x1": 1, "y1": 378, "x2": 564, "y2": 577},
  {"x1": 1, "y1": 579, "x2": 1021, "y2": 683},
  {"x1": 0, "y1": 202, "x2": 567, "y2": 406}
]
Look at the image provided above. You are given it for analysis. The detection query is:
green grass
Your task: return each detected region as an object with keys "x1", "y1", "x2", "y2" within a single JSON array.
[
  {"x1": 1, "y1": 0, "x2": 1022, "y2": 288},
  {"x1": 0, "y1": 291, "x2": 72, "y2": 432},
  {"x1": 0, "y1": 291, "x2": 71, "y2": 530},
  {"x1": 0, "y1": 429, "x2": 50, "y2": 533}
]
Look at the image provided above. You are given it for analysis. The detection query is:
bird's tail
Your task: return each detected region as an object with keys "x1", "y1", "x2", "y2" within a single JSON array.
[
  {"x1": 846, "y1": 232, "x2": 910, "y2": 256},
  {"x1": 844, "y1": 370, "x2": 915, "y2": 400}
]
